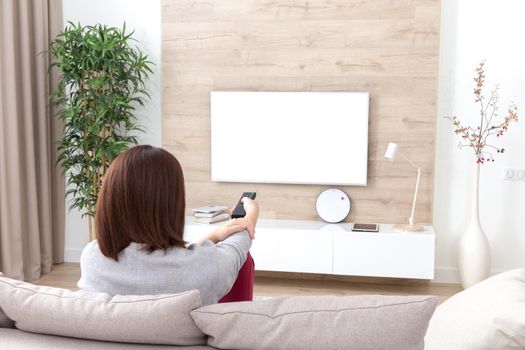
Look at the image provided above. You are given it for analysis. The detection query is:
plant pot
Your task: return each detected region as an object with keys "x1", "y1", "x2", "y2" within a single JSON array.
[{"x1": 458, "y1": 163, "x2": 491, "y2": 289}]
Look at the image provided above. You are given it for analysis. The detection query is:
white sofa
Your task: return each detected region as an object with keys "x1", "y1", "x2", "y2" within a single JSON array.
[
  {"x1": 0, "y1": 274, "x2": 437, "y2": 350},
  {"x1": 2, "y1": 268, "x2": 525, "y2": 350}
]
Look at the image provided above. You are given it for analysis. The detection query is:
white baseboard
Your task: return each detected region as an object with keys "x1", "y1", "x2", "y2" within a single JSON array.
[
  {"x1": 433, "y1": 267, "x2": 504, "y2": 284},
  {"x1": 64, "y1": 248, "x2": 83, "y2": 263},
  {"x1": 433, "y1": 267, "x2": 460, "y2": 283}
]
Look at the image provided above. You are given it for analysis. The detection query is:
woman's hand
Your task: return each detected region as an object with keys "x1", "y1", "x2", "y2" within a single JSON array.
[
  {"x1": 230, "y1": 217, "x2": 255, "y2": 239},
  {"x1": 241, "y1": 197, "x2": 259, "y2": 217},
  {"x1": 213, "y1": 219, "x2": 248, "y2": 242},
  {"x1": 237, "y1": 197, "x2": 259, "y2": 239}
]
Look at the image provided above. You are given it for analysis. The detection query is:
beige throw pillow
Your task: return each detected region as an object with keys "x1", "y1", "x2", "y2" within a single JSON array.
[
  {"x1": 425, "y1": 268, "x2": 525, "y2": 350},
  {"x1": 0, "y1": 275, "x2": 206, "y2": 345},
  {"x1": 192, "y1": 294, "x2": 437, "y2": 350}
]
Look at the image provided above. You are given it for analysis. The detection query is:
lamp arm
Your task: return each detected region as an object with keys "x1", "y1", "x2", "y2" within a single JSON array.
[
  {"x1": 408, "y1": 168, "x2": 421, "y2": 226},
  {"x1": 399, "y1": 152, "x2": 420, "y2": 170},
  {"x1": 386, "y1": 145, "x2": 422, "y2": 228}
]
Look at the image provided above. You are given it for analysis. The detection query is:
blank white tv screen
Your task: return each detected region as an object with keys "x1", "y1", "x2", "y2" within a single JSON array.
[{"x1": 211, "y1": 91, "x2": 369, "y2": 186}]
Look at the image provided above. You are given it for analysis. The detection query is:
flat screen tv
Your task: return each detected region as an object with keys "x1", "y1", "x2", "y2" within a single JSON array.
[{"x1": 210, "y1": 91, "x2": 369, "y2": 186}]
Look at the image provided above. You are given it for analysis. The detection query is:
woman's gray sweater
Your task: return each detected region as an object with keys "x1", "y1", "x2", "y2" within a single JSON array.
[{"x1": 78, "y1": 231, "x2": 252, "y2": 305}]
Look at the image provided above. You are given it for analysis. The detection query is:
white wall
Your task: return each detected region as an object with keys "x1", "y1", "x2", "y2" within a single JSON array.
[
  {"x1": 434, "y1": 0, "x2": 525, "y2": 282},
  {"x1": 61, "y1": 0, "x2": 525, "y2": 282},
  {"x1": 62, "y1": 0, "x2": 162, "y2": 262}
]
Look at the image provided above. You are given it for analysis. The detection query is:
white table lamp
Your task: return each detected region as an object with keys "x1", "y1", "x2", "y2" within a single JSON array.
[{"x1": 384, "y1": 142, "x2": 423, "y2": 232}]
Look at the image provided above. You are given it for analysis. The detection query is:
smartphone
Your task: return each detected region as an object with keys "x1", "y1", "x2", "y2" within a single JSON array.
[{"x1": 352, "y1": 223, "x2": 379, "y2": 232}]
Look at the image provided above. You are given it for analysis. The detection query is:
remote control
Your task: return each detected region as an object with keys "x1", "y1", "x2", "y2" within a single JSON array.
[{"x1": 231, "y1": 192, "x2": 256, "y2": 219}]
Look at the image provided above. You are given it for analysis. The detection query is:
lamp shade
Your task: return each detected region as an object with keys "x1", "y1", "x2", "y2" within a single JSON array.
[{"x1": 384, "y1": 142, "x2": 398, "y2": 160}]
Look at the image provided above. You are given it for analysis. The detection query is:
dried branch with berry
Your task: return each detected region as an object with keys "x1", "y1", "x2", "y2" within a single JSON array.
[{"x1": 446, "y1": 61, "x2": 518, "y2": 164}]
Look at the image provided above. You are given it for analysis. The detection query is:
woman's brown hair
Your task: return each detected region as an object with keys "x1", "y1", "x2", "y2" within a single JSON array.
[{"x1": 95, "y1": 145, "x2": 186, "y2": 260}]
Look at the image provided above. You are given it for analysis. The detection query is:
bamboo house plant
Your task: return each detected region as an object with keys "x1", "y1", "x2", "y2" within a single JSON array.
[{"x1": 49, "y1": 23, "x2": 153, "y2": 241}]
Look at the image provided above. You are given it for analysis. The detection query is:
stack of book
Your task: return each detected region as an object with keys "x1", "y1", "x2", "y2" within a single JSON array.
[{"x1": 192, "y1": 205, "x2": 230, "y2": 224}]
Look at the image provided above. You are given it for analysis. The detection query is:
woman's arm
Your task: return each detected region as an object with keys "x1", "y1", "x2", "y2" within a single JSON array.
[
  {"x1": 205, "y1": 199, "x2": 258, "y2": 301},
  {"x1": 200, "y1": 229, "x2": 252, "y2": 303},
  {"x1": 196, "y1": 198, "x2": 259, "y2": 245},
  {"x1": 196, "y1": 219, "x2": 246, "y2": 244}
]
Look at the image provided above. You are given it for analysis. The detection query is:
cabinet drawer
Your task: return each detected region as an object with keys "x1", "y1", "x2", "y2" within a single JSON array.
[
  {"x1": 251, "y1": 228, "x2": 333, "y2": 274},
  {"x1": 333, "y1": 231, "x2": 435, "y2": 279}
]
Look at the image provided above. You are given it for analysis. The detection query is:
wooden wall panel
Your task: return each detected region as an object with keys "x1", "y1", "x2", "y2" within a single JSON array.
[{"x1": 162, "y1": 0, "x2": 440, "y2": 224}]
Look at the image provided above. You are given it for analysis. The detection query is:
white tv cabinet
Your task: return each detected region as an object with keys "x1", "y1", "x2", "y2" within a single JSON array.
[{"x1": 184, "y1": 217, "x2": 435, "y2": 280}]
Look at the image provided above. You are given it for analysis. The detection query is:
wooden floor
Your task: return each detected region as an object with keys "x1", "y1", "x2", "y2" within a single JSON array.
[{"x1": 33, "y1": 263, "x2": 461, "y2": 304}]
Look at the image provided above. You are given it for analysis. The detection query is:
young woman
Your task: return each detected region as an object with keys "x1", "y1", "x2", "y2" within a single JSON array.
[{"x1": 78, "y1": 145, "x2": 258, "y2": 305}]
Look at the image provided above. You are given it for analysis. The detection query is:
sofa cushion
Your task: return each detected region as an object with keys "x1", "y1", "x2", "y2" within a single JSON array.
[
  {"x1": 0, "y1": 328, "x2": 215, "y2": 350},
  {"x1": 0, "y1": 275, "x2": 206, "y2": 346},
  {"x1": 0, "y1": 273, "x2": 14, "y2": 329},
  {"x1": 191, "y1": 294, "x2": 437, "y2": 350},
  {"x1": 425, "y1": 268, "x2": 525, "y2": 350},
  {"x1": 0, "y1": 306, "x2": 14, "y2": 328}
]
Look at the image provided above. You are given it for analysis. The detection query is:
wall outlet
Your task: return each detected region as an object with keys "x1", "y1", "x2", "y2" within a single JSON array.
[{"x1": 504, "y1": 168, "x2": 525, "y2": 181}]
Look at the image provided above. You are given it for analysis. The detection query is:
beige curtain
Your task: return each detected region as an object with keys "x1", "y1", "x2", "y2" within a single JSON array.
[{"x1": 0, "y1": 0, "x2": 64, "y2": 280}]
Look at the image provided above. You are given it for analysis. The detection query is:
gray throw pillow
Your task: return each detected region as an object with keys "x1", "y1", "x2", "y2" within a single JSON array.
[
  {"x1": 0, "y1": 275, "x2": 206, "y2": 345},
  {"x1": 192, "y1": 294, "x2": 437, "y2": 350}
]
